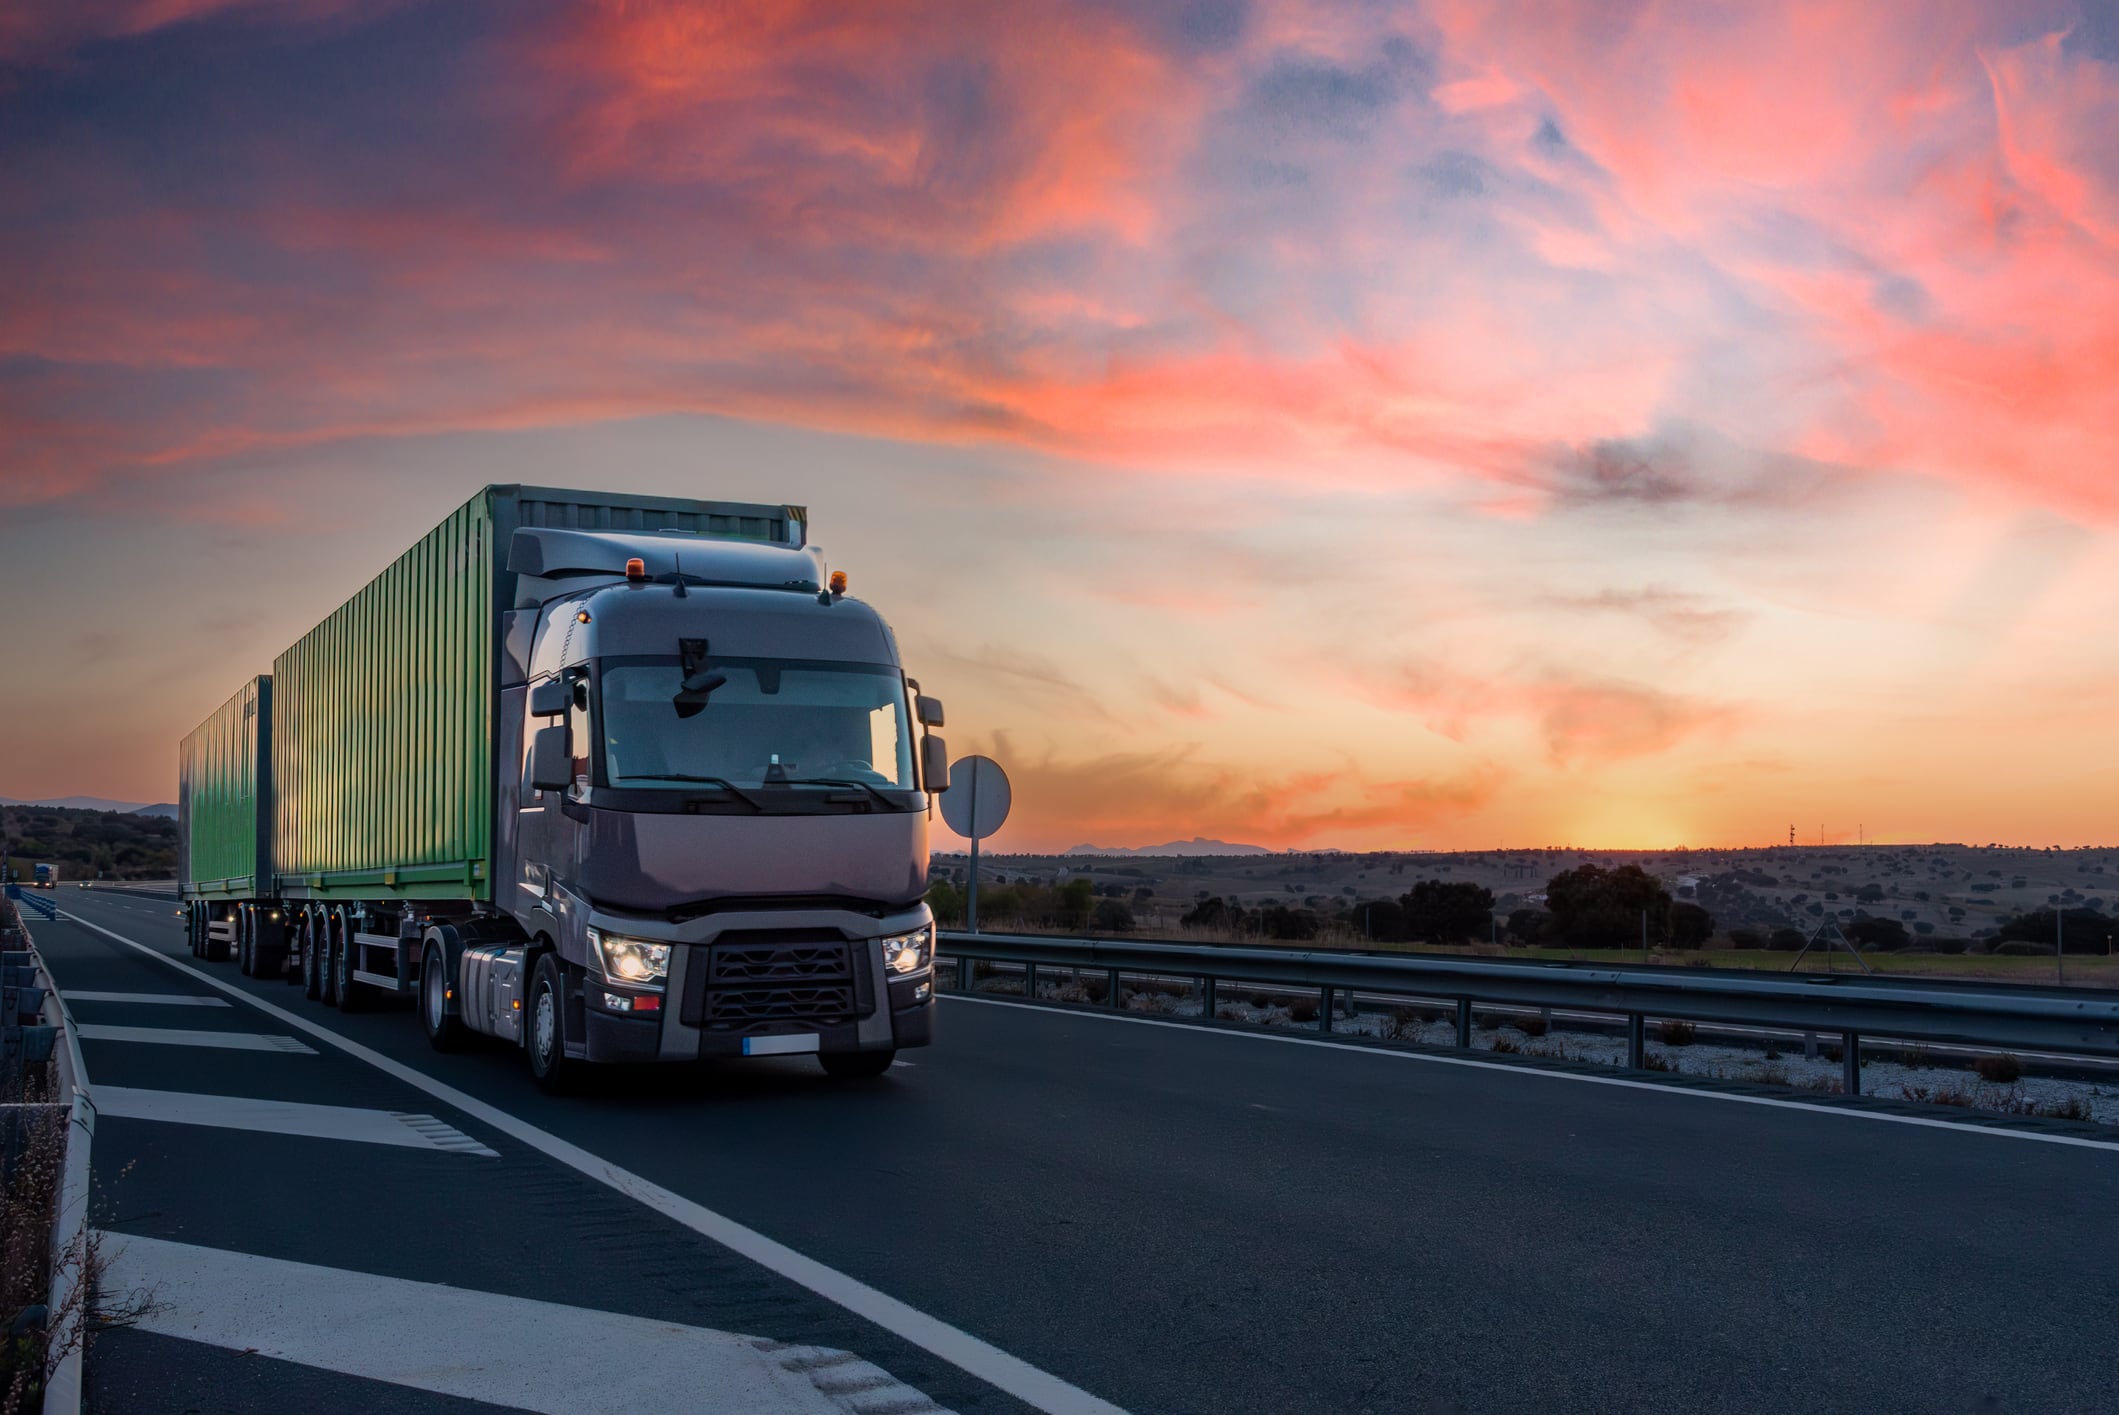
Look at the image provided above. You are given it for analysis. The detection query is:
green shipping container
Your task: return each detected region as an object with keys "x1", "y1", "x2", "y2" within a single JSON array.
[
  {"x1": 270, "y1": 485, "x2": 805, "y2": 903},
  {"x1": 179, "y1": 677, "x2": 272, "y2": 898}
]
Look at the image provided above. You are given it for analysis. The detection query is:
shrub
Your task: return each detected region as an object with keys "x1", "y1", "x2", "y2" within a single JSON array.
[
  {"x1": 1898, "y1": 1044, "x2": 1934, "y2": 1069},
  {"x1": 1656, "y1": 1019, "x2": 1697, "y2": 1046},
  {"x1": 1756, "y1": 1065, "x2": 1789, "y2": 1087},
  {"x1": 1214, "y1": 1006, "x2": 1243, "y2": 1022},
  {"x1": 1090, "y1": 899, "x2": 1135, "y2": 933},
  {"x1": 1975, "y1": 1053, "x2": 2023, "y2": 1084},
  {"x1": 1762, "y1": 1044, "x2": 1782, "y2": 1061},
  {"x1": 1475, "y1": 1012, "x2": 1503, "y2": 1031},
  {"x1": 1728, "y1": 927, "x2": 1766, "y2": 951},
  {"x1": 2041, "y1": 1096, "x2": 2094, "y2": 1122},
  {"x1": 1640, "y1": 1052, "x2": 1673, "y2": 1072},
  {"x1": 1769, "y1": 928, "x2": 1807, "y2": 951},
  {"x1": 1822, "y1": 1044, "x2": 1843, "y2": 1064},
  {"x1": 1288, "y1": 997, "x2": 1319, "y2": 1024},
  {"x1": 1903, "y1": 1083, "x2": 1975, "y2": 1108},
  {"x1": 1490, "y1": 1037, "x2": 1519, "y2": 1054},
  {"x1": 1517, "y1": 1013, "x2": 1549, "y2": 1038}
]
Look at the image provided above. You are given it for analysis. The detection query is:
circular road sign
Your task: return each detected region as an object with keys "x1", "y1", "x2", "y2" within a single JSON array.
[{"x1": 939, "y1": 755, "x2": 1011, "y2": 841}]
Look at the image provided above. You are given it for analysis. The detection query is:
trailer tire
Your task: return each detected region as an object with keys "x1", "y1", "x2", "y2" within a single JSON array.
[
  {"x1": 237, "y1": 909, "x2": 256, "y2": 977},
  {"x1": 421, "y1": 943, "x2": 464, "y2": 1052},
  {"x1": 333, "y1": 913, "x2": 366, "y2": 1013},
  {"x1": 526, "y1": 953, "x2": 575, "y2": 1094},
  {"x1": 818, "y1": 1050, "x2": 896, "y2": 1079},
  {"x1": 302, "y1": 912, "x2": 325, "y2": 1000}
]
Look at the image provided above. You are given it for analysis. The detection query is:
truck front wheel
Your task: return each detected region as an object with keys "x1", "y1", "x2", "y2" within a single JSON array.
[
  {"x1": 301, "y1": 912, "x2": 324, "y2": 1000},
  {"x1": 818, "y1": 1050, "x2": 895, "y2": 1079},
  {"x1": 421, "y1": 944, "x2": 464, "y2": 1052},
  {"x1": 526, "y1": 953, "x2": 574, "y2": 1094}
]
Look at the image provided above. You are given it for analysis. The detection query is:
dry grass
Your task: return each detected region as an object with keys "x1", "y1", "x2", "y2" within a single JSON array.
[
  {"x1": 1974, "y1": 1053, "x2": 2023, "y2": 1084},
  {"x1": 1517, "y1": 1013, "x2": 1550, "y2": 1038},
  {"x1": 1656, "y1": 1019, "x2": 1697, "y2": 1047}
]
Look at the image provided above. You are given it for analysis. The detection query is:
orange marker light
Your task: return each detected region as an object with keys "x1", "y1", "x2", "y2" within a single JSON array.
[
  {"x1": 576, "y1": 610, "x2": 591, "y2": 623},
  {"x1": 829, "y1": 571, "x2": 848, "y2": 596},
  {"x1": 625, "y1": 557, "x2": 646, "y2": 581}
]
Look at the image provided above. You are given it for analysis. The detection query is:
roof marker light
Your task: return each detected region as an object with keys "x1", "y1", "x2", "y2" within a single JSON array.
[
  {"x1": 625, "y1": 557, "x2": 647, "y2": 581},
  {"x1": 577, "y1": 610, "x2": 591, "y2": 623},
  {"x1": 829, "y1": 571, "x2": 847, "y2": 597}
]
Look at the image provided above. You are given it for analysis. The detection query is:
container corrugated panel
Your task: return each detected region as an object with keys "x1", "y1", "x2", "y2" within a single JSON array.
[
  {"x1": 273, "y1": 493, "x2": 495, "y2": 901},
  {"x1": 178, "y1": 677, "x2": 270, "y2": 898}
]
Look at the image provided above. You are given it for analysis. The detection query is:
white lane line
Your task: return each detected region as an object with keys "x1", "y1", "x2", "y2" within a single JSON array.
[
  {"x1": 65, "y1": 990, "x2": 230, "y2": 1007},
  {"x1": 59, "y1": 910, "x2": 1130, "y2": 1415},
  {"x1": 97, "y1": 1086, "x2": 499, "y2": 1157},
  {"x1": 940, "y1": 995, "x2": 2119, "y2": 1155},
  {"x1": 76, "y1": 1023, "x2": 314, "y2": 1054},
  {"x1": 98, "y1": 1232, "x2": 950, "y2": 1415}
]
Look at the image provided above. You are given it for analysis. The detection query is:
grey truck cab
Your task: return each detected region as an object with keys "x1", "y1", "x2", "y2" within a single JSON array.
[{"x1": 456, "y1": 525, "x2": 946, "y2": 1085}]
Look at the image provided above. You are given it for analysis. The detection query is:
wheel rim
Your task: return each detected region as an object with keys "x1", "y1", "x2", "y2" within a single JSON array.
[{"x1": 533, "y1": 987, "x2": 556, "y2": 1064}]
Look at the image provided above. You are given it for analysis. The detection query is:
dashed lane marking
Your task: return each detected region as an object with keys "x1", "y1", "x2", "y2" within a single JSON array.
[
  {"x1": 64, "y1": 989, "x2": 230, "y2": 1007},
  {"x1": 96, "y1": 1086, "x2": 499, "y2": 1156},
  {"x1": 76, "y1": 1023, "x2": 315, "y2": 1054}
]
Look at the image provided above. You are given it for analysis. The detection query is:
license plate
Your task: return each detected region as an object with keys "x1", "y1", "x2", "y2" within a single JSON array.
[{"x1": 742, "y1": 1033, "x2": 819, "y2": 1056}]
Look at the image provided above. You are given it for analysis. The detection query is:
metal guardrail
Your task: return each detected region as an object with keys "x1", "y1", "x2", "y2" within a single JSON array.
[
  {"x1": 938, "y1": 931, "x2": 2119, "y2": 1098},
  {"x1": 2, "y1": 908, "x2": 95, "y2": 1414},
  {"x1": 7, "y1": 882, "x2": 59, "y2": 920}
]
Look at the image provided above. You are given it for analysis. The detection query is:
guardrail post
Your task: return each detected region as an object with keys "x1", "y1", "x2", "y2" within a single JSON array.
[
  {"x1": 1201, "y1": 975, "x2": 1216, "y2": 1018},
  {"x1": 1107, "y1": 968, "x2": 1123, "y2": 1011},
  {"x1": 1454, "y1": 998, "x2": 1472, "y2": 1049},
  {"x1": 1843, "y1": 1031, "x2": 1860, "y2": 1096},
  {"x1": 1023, "y1": 962, "x2": 1038, "y2": 1000},
  {"x1": 1627, "y1": 1014, "x2": 1645, "y2": 1069},
  {"x1": 1318, "y1": 986, "x2": 1334, "y2": 1034},
  {"x1": 1805, "y1": 1031, "x2": 1818, "y2": 1060}
]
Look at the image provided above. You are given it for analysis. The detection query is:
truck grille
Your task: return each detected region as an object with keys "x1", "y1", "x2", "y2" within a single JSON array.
[{"x1": 683, "y1": 931, "x2": 868, "y2": 1031}]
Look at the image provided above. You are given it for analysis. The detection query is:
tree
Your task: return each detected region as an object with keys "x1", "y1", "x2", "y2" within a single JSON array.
[
  {"x1": 925, "y1": 880, "x2": 964, "y2": 926},
  {"x1": 1995, "y1": 905, "x2": 2109, "y2": 954},
  {"x1": 1353, "y1": 898, "x2": 1408, "y2": 942},
  {"x1": 1668, "y1": 901, "x2": 1714, "y2": 949},
  {"x1": 1259, "y1": 905, "x2": 1319, "y2": 941},
  {"x1": 1505, "y1": 907, "x2": 1549, "y2": 944},
  {"x1": 1091, "y1": 899, "x2": 1135, "y2": 933},
  {"x1": 1400, "y1": 880, "x2": 1495, "y2": 943},
  {"x1": 1543, "y1": 864, "x2": 1671, "y2": 948},
  {"x1": 1057, "y1": 878, "x2": 1095, "y2": 930},
  {"x1": 1182, "y1": 896, "x2": 1235, "y2": 930},
  {"x1": 1843, "y1": 916, "x2": 1908, "y2": 951},
  {"x1": 1769, "y1": 927, "x2": 1807, "y2": 951}
]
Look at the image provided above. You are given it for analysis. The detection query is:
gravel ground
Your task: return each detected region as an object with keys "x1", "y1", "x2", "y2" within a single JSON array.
[{"x1": 982, "y1": 967, "x2": 2119, "y2": 1127}]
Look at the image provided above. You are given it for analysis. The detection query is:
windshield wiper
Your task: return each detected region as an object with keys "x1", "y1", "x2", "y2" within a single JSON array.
[
  {"x1": 616, "y1": 774, "x2": 766, "y2": 809},
  {"x1": 787, "y1": 776, "x2": 906, "y2": 809}
]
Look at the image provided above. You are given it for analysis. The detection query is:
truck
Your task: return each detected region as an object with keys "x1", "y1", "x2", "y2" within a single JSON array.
[
  {"x1": 178, "y1": 485, "x2": 949, "y2": 1089},
  {"x1": 33, "y1": 863, "x2": 57, "y2": 889}
]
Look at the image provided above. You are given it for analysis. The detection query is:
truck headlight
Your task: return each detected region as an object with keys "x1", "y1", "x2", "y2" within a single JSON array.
[
  {"x1": 881, "y1": 924, "x2": 933, "y2": 976},
  {"x1": 591, "y1": 928, "x2": 669, "y2": 984}
]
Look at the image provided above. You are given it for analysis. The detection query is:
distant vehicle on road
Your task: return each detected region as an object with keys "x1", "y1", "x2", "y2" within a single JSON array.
[
  {"x1": 179, "y1": 485, "x2": 949, "y2": 1090},
  {"x1": 33, "y1": 862, "x2": 57, "y2": 889}
]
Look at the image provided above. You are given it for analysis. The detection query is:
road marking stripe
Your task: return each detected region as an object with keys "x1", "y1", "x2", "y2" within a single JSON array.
[
  {"x1": 76, "y1": 1023, "x2": 314, "y2": 1054},
  {"x1": 58, "y1": 910, "x2": 1129, "y2": 1415},
  {"x1": 64, "y1": 990, "x2": 229, "y2": 1007},
  {"x1": 98, "y1": 1232, "x2": 949, "y2": 1415},
  {"x1": 96, "y1": 1086, "x2": 499, "y2": 1156},
  {"x1": 939, "y1": 995, "x2": 2119, "y2": 1154}
]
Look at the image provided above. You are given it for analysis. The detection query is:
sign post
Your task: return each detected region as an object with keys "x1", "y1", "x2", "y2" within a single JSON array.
[{"x1": 939, "y1": 755, "x2": 1011, "y2": 934}]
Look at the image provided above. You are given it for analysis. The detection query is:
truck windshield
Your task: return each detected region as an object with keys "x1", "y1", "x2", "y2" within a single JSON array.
[{"x1": 598, "y1": 656, "x2": 915, "y2": 793}]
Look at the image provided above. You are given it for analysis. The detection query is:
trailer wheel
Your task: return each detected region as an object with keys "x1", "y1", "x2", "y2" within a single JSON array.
[
  {"x1": 526, "y1": 953, "x2": 574, "y2": 1094},
  {"x1": 421, "y1": 943, "x2": 464, "y2": 1052},
  {"x1": 302, "y1": 912, "x2": 325, "y2": 1000},
  {"x1": 237, "y1": 909, "x2": 256, "y2": 977},
  {"x1": 333, "y1": 913, "x2": 366, "y2": 1013},
  {"x1": 186, "y1": 904, "x2": 201, "y2": 957},
  {"x1": 818, "y1": 1050, "x2": 896, "y2": 1079}
]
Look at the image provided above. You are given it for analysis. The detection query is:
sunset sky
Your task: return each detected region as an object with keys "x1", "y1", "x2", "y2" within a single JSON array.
[{"x1": 3, "y1": 0, "x2": 2116, "y2": 852}]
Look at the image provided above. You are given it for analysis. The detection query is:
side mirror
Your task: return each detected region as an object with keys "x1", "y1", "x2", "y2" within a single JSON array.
[
  {"x1": 921, "y1": 736, "x2": 950, "y2": 794},
  {"x1": 916, "y1": 695, "x2": 945, "y2": 728},
  {"x1": 528, "y1": 725, "x2": 571, "y2": 791},
  {"x1": 528, "y1": 678, "x2": 569, "y2": 717}
]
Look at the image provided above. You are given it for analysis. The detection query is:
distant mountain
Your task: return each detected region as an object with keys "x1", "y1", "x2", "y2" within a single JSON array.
[
  {"x1": 0, "y1": 794, "x2": 153, "y2": 814},
  {"x1": 133, "y1": 803, "x2": 179, "y2": 819},
  {"x1": 1064, "y1": 837, "x2": 1276, "y2": 857}
]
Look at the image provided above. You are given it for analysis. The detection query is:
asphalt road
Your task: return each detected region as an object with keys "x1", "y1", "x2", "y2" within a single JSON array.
[{"x1": 38, "y1": 889, "x2": 2119, "y2": 1414}]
